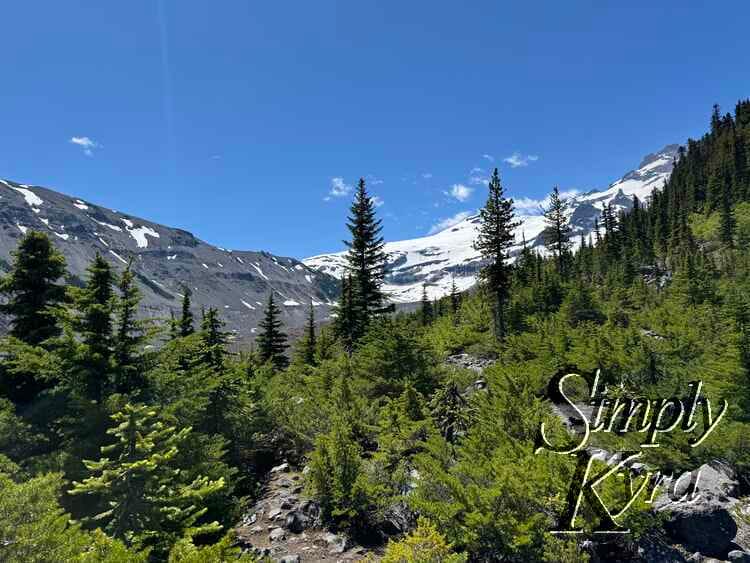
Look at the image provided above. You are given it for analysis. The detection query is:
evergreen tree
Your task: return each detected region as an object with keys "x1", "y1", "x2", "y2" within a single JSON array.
[
  {"x1": 168, "y1": 310, "x2": 179, "y2": 340},
  {"x1": 473, "y1": 168, "x2": 520, "y2": 339},
  {"x1": 420, "y1": 284, "x2": 433, "y2": 326},
  {"x1": 114, "y1": 263, "x2": 145, "y2": 394},
  {"x1": 429, "y1": 381, "x2": 470, "y2": 445},
  {"x1": 542, "y1": 186, "x2": 572, "y2": 277},
  {"x1": 257, "y1": 294, "x2": 288, "y2": 370},
  {"x1": 343, "y1": 178, "x2": 388, "y2": 340},
  {"x1": 0, "y1": 472, "x2": 144, "y2": 562},
  {"x1": 720, "y1": 182, "x2": 736, "y2": 247},
  {"x1": 179, "y1": 286, "x2": 194, "y2": 337},
  {"x1": 299, "y1": 299, "x2": 317, "y2": 365},
  {"x1": 593, "y1": 217, "x2": 601, "y2": 246},
  {"x1": 334, "y1": 274, "x2": 357, "y2": 354},
  {"x1": 449, "y1": 276, "x2": 461, "y2": 324},
  {"x1": 69, "y1": 403, "x2": 223, "y2": 555},
  {"x1": 198, "y1": 308, "x2": 240, "y2": 436},
  {"x1": 73, "y1": 253, "x2": 115, "y2": 402},
  {"x1": 0, "y1": 231, "x2": 67, "y2": 346},
  {"x1": 307, "y1": 415, "x2": 370, "y2": 531},
  {"x1": 200, "y1": 307, "x2": 228, "y2": 370}
]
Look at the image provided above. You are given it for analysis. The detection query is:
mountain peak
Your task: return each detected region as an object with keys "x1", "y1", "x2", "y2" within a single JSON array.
[
  {"x1": 304, "y1": 145, "x2": 678, "y2": 303},
  {"x1": 0, "y1": 178, "x2": 339, "y2": 340}
]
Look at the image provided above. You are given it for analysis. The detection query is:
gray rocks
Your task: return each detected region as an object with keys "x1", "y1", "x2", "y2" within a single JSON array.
[
  {"x1": 656, "y1": 461, "x2": 740, "y2": 558},
  {"x1": 270, "y1": 462, "x2": 290, "y2": 474},
  {"x1": 729, "y1": 550, "x2": 750, "y2": 562},
  {"x1": 285, "y1": 510, "x2": 310, "y2": 534},
  {"x1": 280, "y1": 498, "x2": 296, "y2": 510},
  {"x1": 279, "y1": 556, "x2": 301, "y2": 563},
  {"x1": 324, "y1": 532, "x2": 349, "y2": 554},
  {"x1": 269, "y1": 527, "x2": 286, "y2": 542},
  {"x1": 267, "y1": 507, "x2": 284, "y2": 521},
  {"x1": 381, "y1": 501, "x2": 415, "y2": 536},
  {"x1": 445, "y1": 353, "x2": 495, "y2": 374}
]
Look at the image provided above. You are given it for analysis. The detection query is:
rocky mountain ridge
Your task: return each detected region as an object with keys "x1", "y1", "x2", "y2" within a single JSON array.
[{"x1": 0, "y1": 178, "x2": 339, "y2": 341}]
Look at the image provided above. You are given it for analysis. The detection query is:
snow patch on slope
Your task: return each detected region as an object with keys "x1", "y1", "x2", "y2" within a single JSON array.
[{"x1": 11, "y1": 186, "x2": 43, "y2": 208}]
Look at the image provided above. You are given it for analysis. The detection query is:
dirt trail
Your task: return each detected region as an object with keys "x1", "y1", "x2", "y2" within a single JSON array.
[{"x1": 235, "y1": 463, "x2": 380, "y2": 562}]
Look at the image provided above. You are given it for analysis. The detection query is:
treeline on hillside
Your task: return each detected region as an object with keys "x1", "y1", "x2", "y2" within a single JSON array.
[{"x1": 1, "y1": 101, "x2": 749, "y2": 562}]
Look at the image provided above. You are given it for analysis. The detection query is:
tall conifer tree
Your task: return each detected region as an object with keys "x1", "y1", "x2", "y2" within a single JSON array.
[
  {"x1": 179, "y1": 286, "x2": 194, "y2": 337},
  {"x1": 474, "y1": 168, "x2": 520, "y2": 339},
  {"x1": 257, "y1": 294, "x2": 288, "y2": 370},
  {"x1": 449, "y1": 276, "x2": 461, "y2": 324},
  {"x1": 200, "y1": 307, "x2": 228, "y2": 371},
  {"x1": 343, "y1": 178, "x2": 387, "y2": 340},
  {"x1": 334, "y1": 274, "x2": 357, "y2": 354},
  {"x1": 74, "y1": 253, "x2": 115, "y2": 402},
  {"x1": 720, "y1": 182, "x2": 736, "y2": 247},
  {"x1": 300, "y1": 300, "x2": 317, "y2": 365},
  {"x1": 542, "y1": 186, "x2": 572, "y2": 277},
  {"x1": 114, "y1": 263, "x2": 145, "y2": 393}
]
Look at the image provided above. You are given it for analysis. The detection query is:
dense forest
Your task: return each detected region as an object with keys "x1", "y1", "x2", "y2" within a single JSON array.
[{"x1": 1, "y1": 100, "x2": 749, "y2": 562}]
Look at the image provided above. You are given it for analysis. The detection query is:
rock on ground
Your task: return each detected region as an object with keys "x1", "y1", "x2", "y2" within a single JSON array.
[{"x1": 235, "y1": 463, "x2": 381, "y2": 562}]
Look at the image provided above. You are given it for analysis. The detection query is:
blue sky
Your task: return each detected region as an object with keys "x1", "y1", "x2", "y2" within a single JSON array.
[{"x1": 1, "y1": 2, "x2": 749, "y2": 258}]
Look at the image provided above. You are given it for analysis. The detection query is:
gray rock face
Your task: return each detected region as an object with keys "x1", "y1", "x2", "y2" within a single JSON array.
[
  {"x1": 0, "y1": 179, "x2": 339, "y2": 342},
  {"x1": 655, "y1": 461, "x2": 740, "y2": 558}
]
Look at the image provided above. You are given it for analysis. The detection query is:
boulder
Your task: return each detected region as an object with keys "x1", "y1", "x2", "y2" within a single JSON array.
[
  {"x1": 655, "y1": 461, "x2": 740, "y2": 558},
  {"x1": 268, "y1": 507, "x2": 284, "y2": 521},
  {"x1": 380, "y1": 501, "x2": 415, "y2": 537},
  {"x1": 299, "y1": 500, "x2": 320, "y2": 521},
  {"x1": 254, "y1": 547, "x2": 271, "y2": 558},
  {"x1": 270, "y1": 462, "x2": 290, "y2": 474},
  {"x1": 280, "y1": 497, "x2": 297, "y2": 510},
  {"x1": 735, "y1": 499, "x2": 750, "y2": 552},
  {"x1": 241, "y1": 511, "x2": 257, "y2": 526},
  {"x1": 728, "y1": 550, "x2": 750, "y2": 563},
  {"x1": 324, "y1": 532, "x2": 349, "y2": 554},
  {"x1": 269, "y1": 527, "x2": 286, "y2": 542},
  {"x1": 279, "y1": 556, "x2": 301, "y2": 563},
  {"x1": 285, "y1": 510, "x2": 311, "y2": 534}
]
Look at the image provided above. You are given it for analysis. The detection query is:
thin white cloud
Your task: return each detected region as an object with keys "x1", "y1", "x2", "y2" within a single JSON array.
[
  {"x1": 428, "y1": 211, "x2": 472, "y2": 234},
  {"x1": 482, "y1": 154, "x2": 495, "y2": 162},
  {"x1": 467, "y1": 167, "x2": 488, "y2": 186},
  {"x1": 367, "y1": 174, "x2": 384, "y2": 185},
  {"x1": 327, "y1": 177, "x2": 352, "y2": 199},
  {"x1": 421, "y1": 172, "x2": 433, "y2": 179},
  {"x1": 372, "y1": 195, "x2": 384, "y2": 207},
  {"x1": 446, "y1": 183, "x2": 473, "y2": 202},
  {"x1": 503, "y1": 152, "x2": 539, "y2": 168},
  {"x1": 69, "y1": 136, "x2": 100, "y2": 156},
  {"x1": 513, "y1": 189, "x2": 579, "y2": 216}
]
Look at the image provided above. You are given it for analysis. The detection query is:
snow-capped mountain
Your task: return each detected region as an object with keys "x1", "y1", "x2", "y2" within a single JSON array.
[
  {"x1": 0, "y1": 179, "x2": 339, "y2": 340},
  {"x1": 303, "y1": 144, "x2": 680, "y2": 303}
]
